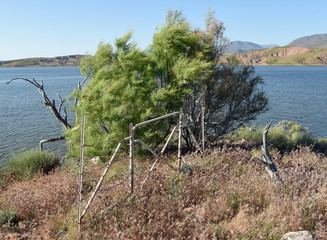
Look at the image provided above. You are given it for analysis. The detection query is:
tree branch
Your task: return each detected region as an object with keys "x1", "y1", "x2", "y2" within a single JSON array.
[
  {"x1": 7, "y1": 78, "x2": 71, "y2": 129},
  {"x1": 259, "y1": 121, "x2": 282, "y2": 184},
  {"x1": 39, "y1": 136, "x2": 65, "y2": 151},
  {"x1": 57, "y1": 92, "x2": 66, "y2": 114},
  {"x1": 74, "y1": 75, "x2": 89, "y2": 107}
]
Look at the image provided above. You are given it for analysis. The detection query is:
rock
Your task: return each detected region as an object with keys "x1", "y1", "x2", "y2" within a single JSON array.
[
  {"x1": 281, "y1": 231, "x2": 314, "y2": 240},
  {"x1": 90, "y1": 156, "x2": 101, "y2": 164}
]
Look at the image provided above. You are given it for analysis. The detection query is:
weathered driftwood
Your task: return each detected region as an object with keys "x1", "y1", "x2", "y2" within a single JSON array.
[{"x1": 260, "y1": 121, "x2": 282, "y2": 184}]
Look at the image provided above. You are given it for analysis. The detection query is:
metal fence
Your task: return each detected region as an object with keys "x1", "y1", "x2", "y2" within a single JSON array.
[{"x1": 77, "y1": 108, "x2": 205, "y2": 229}]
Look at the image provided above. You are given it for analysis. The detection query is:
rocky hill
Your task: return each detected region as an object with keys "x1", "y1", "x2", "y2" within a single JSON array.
[
  {"x1": 288, "y1": 33, "x2": 327, "y2": 49},
  {"x1": 225, "y1": 46, "x2": 327, "y2": 65},
  {"x1": 0, "y1": 55, "x2": 84, "y2": 67}
]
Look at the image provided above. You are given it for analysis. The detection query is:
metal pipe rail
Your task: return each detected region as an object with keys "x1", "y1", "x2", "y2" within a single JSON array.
[
  {"x1": 80, "y1": 136, "x2": 131, "y2": 221},
  {"x1": 133, "y1": 112, "x2": 179, "y2": 129}
]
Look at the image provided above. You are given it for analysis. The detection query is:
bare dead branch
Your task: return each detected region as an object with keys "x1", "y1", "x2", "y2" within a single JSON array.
[
  {"x1": 74, "y1": 75, "x2": 89, "y2": 107},
  {"x1": 57, "y1": 92, "x2": 66, "y2": 114},
  {"x1": 80, "y1": 75, "x2": 88, "y2": 87},
  {"x1": 39, "y1": 136, "x2": 65, "y2": 151},
  {"x1": 7, "y1": 78, "x2": 71, "y2": 129},
  {"x1": 259, "y1": 121, "x2": 282, "y2": 184}
]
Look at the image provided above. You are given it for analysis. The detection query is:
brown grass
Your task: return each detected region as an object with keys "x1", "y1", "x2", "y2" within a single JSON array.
[{"x1": 1, "y1": 144, "x2": 327, "y2": 239}]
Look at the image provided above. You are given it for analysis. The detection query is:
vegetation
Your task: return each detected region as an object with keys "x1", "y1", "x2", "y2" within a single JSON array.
[
  {"x1": 0, "y1": 143, "x2": 327, "y2": 239},
  {"x1": 3, "y1": 9, "x2": 326, "y2": 240},
  {"x1": 66, "y1": 10, "x2": 267, "y2": 157},
  {"x1": 233, "y1": 120, "x2": 327, "y2": 153},
  {"x1": 0, "y1": 149, "x2": 61, "y2": 182}
]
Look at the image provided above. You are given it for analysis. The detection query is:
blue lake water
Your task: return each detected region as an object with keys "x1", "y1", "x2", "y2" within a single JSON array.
[
  {"x1": 254, "y1": 66, "x2": 327, "y2": 137},
  {"x1": 0, "y1": 67, "x2": 85, "y2": 164},
  {"x1": 0, "y1": 66, "x2": 327, "y2": 164}
]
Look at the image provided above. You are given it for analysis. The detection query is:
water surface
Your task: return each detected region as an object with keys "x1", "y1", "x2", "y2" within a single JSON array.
[
  {"x1": 1, "y1": 66, "x2": 327, "y2": 164},
  {"x1": 0, "y1": 67, "x2": 85, "y2": 163}
]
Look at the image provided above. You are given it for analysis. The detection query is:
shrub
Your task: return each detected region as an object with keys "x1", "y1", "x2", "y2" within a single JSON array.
[
  {"x1": 0, "y1": 210, "x2": 17, "y2": 226},
  {"x1": 234, "y1": 120, "x2": 326, "y2": 153},
  {"x1": 1, "y1": 150, "x2": 61, "y2": 181}
]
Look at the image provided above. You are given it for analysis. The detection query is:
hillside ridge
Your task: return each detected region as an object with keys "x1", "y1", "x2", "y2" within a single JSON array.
[
  {"x1": 225, "y1": 46, "x2": 327, "y2": 66},
  {"x1": 0, "y1": 55, "x2": 84, "y2": 67},
  {"x1": 288, "y1": 33, "x2": 327, "y2": 48}
]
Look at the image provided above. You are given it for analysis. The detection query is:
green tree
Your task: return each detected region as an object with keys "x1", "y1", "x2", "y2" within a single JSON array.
[
  {"x1": 66, "y1": 34, "x2": 158, "y2": 157},
  {"x1": 66, "y1": 10, "x2": 268, "y2": 157}
]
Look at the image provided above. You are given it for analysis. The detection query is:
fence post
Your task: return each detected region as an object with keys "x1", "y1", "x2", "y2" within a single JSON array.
[
  {"x1": 78, "y1": 116, "x2": 86, "y2": 231},
  {"x1": 129, "y1": 123, "x2": 134, "y2": 193},
  {"x1": 178, "y1": 108, "x2": 183, "y2": 171},
  {"x1": 201, "y1": 107, "x2": 205, "y2": 152}
]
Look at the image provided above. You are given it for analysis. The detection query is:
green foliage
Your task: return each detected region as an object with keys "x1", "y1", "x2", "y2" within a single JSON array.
[
  {"x1": 67, "y1": 10, "x2": 267, "y2": 157},
  {"x1": 67, "y1": 11, "x2": 211, "y2": 157},
  {"x1": 0, "y1": 210, "x2": 17, "y2": 226},
  {"x1": 234, "y1": 120, "x2": 326, "y2": 153},
  {"x1": 1, "y1": 150, "x2": 60, "y2": 181}
]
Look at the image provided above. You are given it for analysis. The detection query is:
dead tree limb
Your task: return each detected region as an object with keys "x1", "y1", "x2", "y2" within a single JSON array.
[
  {"x1": 7, "y1": 78, "x2": 71, "y2": 129},
  {"x1": 74, "y1": 75, "x2": 89, "y2": 107},
  {"x1": 39, "y1": 136, "x2": 65, "y2": 151},
  {"x1": 259, "y1": 121, "x2": 282, "y2": 184},
  {"x1": 7, "y1": 76, "x2": 89, "y2": 151}
]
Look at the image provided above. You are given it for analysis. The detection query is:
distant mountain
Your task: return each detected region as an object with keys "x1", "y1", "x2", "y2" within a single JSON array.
[
  {"x1": 225, "y1": 41, "x2": 278, "y2": 54},
  {"x1": 223, "y1": 46, "x2": 327, "y2": 66},
  {"x1": 0, "y1": 55, "x2": 84, "y2": 67},
  {"x1": 288, "y1": 33, "x2": 327, "y2": 48},
  {"x1": 259, "y1": 44, "x2": 279, "y2": 49}
]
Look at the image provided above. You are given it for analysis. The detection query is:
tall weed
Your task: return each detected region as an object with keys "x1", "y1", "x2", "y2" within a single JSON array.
[{"x1": 1, "y1": 149, "x2": 60, "y2": 181}]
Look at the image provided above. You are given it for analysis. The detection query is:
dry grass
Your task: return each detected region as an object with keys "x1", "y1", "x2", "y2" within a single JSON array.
[{"x1": 0, "y1": 143, "x2": 327, "y2": 239}]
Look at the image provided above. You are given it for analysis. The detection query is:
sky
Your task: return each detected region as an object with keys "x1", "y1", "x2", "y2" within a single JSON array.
[{"x1": 1, "y1": 0, "x2": 326, "y2": 61}]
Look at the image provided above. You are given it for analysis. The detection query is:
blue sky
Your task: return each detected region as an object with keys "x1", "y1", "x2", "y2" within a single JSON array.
[{"x1": 1, "y1": 0, "x2": 326, "y2": 60}]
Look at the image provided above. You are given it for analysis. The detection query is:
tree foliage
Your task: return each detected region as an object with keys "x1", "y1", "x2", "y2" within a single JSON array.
[{"x1": 66, "y1": 10, "x2": 268, "y2": 157}]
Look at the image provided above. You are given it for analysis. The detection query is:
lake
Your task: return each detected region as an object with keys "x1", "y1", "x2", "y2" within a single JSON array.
[
  {"x1": 0, "y1": 66, "x2": 327, "y2": 164},
  {"x1": 254, "y1": 66, "x2": 327, "y2": 137},
  {"x1": 0, "y1": 67, "x2": 85, "y2": 164}
]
